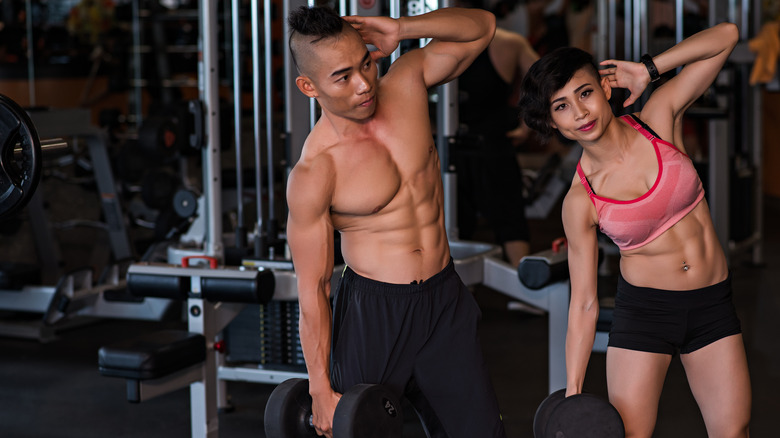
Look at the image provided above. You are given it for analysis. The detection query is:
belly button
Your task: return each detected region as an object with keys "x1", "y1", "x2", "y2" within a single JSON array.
[{"x1": 682, "y1": 261, "x2": 690, "y2": 272}]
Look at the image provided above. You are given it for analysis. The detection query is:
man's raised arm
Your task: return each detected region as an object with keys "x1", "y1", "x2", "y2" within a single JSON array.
[{"x1": 345, "y1": 7, "x2": 496, "y2": 87}]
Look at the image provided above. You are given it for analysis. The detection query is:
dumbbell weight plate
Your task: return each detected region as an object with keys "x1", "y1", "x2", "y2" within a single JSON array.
[
  {"x1": 333, "y1": 384, "x2": 403, "y2": 438},
  {"x1": 264, "y1": 378, "x2": 318, "y2": 438},
  {"x1": 545, "y1": 393, "x2": 625, "y2": 438},
  {"x1": 0, "y1": 94, "x2": 42, "y2": 219},
  {"x1": 533, "y1": 388, "x2": 566, "y2": 438}
]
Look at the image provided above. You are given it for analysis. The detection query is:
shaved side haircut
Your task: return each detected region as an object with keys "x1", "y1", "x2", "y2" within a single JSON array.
[{"x1": 288, "y1": 6, "x2": 347, "y2": 74}]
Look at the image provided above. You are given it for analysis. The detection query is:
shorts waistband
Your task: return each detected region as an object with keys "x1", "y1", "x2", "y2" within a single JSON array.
[
  {"x1": 342, "y1": 258, "x2": 456, "y2": 295},
  {"x1": 616, "y1": 273, "x2": 732, "y2": 308}
]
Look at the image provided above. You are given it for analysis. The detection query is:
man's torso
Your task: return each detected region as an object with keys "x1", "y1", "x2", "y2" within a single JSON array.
[{"x1": 304, "y1": 70, "x2": 450, "y2": 283}]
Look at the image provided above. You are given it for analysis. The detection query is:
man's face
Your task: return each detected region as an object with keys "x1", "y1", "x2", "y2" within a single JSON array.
[{"x1": 296, "y1": 30, "x2": 378, "y2": 121}]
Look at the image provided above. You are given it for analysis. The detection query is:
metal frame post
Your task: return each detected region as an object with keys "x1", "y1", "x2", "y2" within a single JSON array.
[
  {"x1": 199, "y1": 0, "x2": 224, "y2": 260},
  {"x1": 264, "y1": 0, "x2": 278, "y2": 257},
  {"x1": 232, "y1": 0, "x2": 247, "y2": 250}
]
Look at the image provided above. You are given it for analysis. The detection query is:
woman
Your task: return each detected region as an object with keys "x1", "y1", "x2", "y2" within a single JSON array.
[{"x1": 519, "y1": 23, "x2": 751, "y2": 437}]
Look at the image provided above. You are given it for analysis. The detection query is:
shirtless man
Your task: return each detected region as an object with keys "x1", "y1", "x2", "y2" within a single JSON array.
[{"x1": 285, "y1": 6, "x2": 505, "y2": 438}]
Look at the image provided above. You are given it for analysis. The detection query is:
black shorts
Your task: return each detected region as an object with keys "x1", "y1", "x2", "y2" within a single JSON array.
[
  {"x1": 330, "y1": 260, "x2": 506, "y2": 438},
  {"x1": 608, "y1": 274, "x2": 742, "y2": 355}
]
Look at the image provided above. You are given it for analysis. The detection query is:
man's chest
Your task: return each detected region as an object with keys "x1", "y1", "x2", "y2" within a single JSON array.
[{"x1": 329, "y1": 135, "x2": 439, "y2": 218}]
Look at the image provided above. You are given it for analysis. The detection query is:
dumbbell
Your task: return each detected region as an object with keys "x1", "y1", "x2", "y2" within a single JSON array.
[
  {"x1": 264, "y1": 378, "x2": 403, "y2": 438},
  {"x1": 534, "y1": 388, "x2": 624, "y2": 438}
]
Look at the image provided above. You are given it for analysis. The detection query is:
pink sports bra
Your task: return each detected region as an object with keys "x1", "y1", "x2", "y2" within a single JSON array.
[{"x1": 576, "y1": 115, "x2": 705, "y2": 251}]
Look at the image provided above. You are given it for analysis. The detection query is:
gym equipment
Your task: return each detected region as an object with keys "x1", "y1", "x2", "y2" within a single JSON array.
[
  {"x1": 26, "y1": 107, "x2": 134, "y2": 262},
  {"x1": 534, "y1": 389, "x2": 625, "y2": 438},
  {"x1": 140, "y1": 168, "x2": 180, "y2": 210},
  {"x1": 173, "y1": 189, "x2": 199, "y2": 219},
  {"x1": 98, "y1": 260, "x2": 277, "y2": 435},
  {"x1": 518, "y1": 238, "x2": 569, "y2": 290},
  {"x1": 264, "y1": 378, "x2": 403, "y2": 438},
  {"x1": 0, "y1": 94, "x2": 60, "y2": 219},
  {"x1": 137, "y1": 101, "x2": 204, "y2": 159},
  {"x1": 518, "y1": 239, "x2": 606, "y2": 290},
  {"x1": 0, "y1": 261, "x2": 165, "y2": 342}
]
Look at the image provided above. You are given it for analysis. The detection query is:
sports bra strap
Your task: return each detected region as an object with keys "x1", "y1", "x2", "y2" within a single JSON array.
[
  {"x1": 621, "y1": 114, "x2": 663, "y2": 141},
  {"x1": 576, "y1": 162, "x2": 595, "y2": 197}
]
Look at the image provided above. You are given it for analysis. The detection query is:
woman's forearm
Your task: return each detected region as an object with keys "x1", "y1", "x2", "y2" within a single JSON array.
[
  {"x1": 652, "y1": 22, "x2": 739, "y2": 75},
  {"x1": 565, "y1": 303, "x2": 599, "y2": 394}
]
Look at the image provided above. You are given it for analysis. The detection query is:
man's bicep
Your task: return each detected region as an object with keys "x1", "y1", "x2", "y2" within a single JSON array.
[
  {"x1": 417, "y1": 40, "x2": 484, "y2": 87},
  {"x1": 288, "y1": 203, "x2": 335, "y2": 287},
  {"x1": 287, "y1": 172, "x2": 336, "y2": 294}
]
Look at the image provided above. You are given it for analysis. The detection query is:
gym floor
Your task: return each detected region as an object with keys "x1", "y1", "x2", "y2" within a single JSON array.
[{"x1": 1, "y1": 187, "x2": 779, "y2": 437}]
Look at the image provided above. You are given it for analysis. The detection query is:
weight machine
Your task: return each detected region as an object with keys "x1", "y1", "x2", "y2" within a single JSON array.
[{"x1": 0, "y1": 97, "x2": 180, "y2": 342}]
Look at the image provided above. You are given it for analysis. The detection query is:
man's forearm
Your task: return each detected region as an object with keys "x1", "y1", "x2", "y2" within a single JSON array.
[
  {"x1": 398, "y1": 7, "x2": 494, "y2": 44},
  {"x1": 299, "y1": 290, "x2": 334, "y2": 395}
]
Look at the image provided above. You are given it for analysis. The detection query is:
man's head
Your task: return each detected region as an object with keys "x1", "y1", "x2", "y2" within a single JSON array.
[
  {"x1": 519, "y1": 47, "x2": 602, "y2": 139},
  {"x1": 288, "y1": 6, "x2": 378, "y2": 120},
  {"x1": 288, "y1": 6, "x2": 348, "y2": 75}
]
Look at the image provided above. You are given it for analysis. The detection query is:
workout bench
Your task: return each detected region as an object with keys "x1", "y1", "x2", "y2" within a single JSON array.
[{"x1": 98, "y1": 259, "x2": 274, "y2": 437}]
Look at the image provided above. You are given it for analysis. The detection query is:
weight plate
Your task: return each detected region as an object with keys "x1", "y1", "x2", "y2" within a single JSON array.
[
  {"x1": 333, "y1": 384, "x2": 403, "y2": 438},
  {"x1": 264, "y1": 378, "x2": 318, "y2": 438},
  {"x1": 0, "y1": 94, "x2": 41, "y2": 219},
  {"x1": 173, "y1": 189, "x2": 198, "y2": 218},
  {"x1": 533, "y1": 388, "x2": 566, "y2": 438},
  {"x1": 544, "y1": 392, "x2": 625, "y2": 438}
]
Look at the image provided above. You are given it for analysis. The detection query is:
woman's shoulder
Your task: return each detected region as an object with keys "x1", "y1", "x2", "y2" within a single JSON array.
[
  {"x1": 636, "y1": 92, "x2": 677, "y2": 140},
  {"x1": 564, "y1": 173, "x2": 594, "y2": 209}
]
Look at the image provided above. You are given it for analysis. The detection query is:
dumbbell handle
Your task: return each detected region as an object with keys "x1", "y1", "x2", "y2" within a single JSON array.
[{"x1": 14, "y1": 138, "x2": 68, "y2": 158}]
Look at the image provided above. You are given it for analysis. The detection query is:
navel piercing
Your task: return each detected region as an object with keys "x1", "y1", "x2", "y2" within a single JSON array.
[{"x1": 682, "y1": 261, "x2": 690, "y2": 271}]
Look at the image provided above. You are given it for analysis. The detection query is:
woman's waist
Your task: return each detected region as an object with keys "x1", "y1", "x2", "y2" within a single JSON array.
[{"x1": 619, "y1": 248, "x2": 728, "y2": 291}]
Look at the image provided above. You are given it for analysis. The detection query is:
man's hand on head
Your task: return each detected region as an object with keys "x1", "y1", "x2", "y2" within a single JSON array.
[{"x1": 344, "y1": 15, "x2": 401, "y2": 61}]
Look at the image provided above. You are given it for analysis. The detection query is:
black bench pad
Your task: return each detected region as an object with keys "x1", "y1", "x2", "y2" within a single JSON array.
[{"x1": 98, "y1": 330, "x2": 206, "y2": 380}]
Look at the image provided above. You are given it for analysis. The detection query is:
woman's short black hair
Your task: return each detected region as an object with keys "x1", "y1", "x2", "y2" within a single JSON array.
[{"x1": 519, "y1": 47, "x2": 600, "y2": 139}]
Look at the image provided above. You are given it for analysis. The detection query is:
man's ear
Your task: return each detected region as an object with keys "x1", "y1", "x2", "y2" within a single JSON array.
[
  {"x1": 600, "y1": 74, "x2": 612, "y2": 101},
  {"x1": 296, "y1": 75, "x2": 318, "y2": 98}
]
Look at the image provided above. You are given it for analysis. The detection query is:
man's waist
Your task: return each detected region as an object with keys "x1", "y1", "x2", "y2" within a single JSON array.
[
  {"x1": 341, "y1": 249, "x2": 450, "y2": 285},
  {"x1": 341, "y1": 258, "x2": 455, "y2": 292}
]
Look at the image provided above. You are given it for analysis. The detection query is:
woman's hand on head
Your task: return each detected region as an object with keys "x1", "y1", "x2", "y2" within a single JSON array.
[{"x1": 599, "y1": 59, "x2": 651, "y2": 107}]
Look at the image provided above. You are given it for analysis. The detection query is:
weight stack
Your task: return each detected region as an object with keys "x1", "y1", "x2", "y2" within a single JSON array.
[{"x1": 223, "y1": 301, "x2": 306, "y2": 372}]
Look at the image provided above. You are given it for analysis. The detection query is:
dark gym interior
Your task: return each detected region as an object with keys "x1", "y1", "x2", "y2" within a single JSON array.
[{"x1": 1, "y1": 1, "x2": 779, "y2": 437}]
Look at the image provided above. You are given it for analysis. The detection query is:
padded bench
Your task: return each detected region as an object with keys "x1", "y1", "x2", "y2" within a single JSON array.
[
  {"x1": 99, "y1": 330, "x2": 206, "y2": 402},
  {"x1": 98, "y1": 261, "x2": 275, "y2": 405}
]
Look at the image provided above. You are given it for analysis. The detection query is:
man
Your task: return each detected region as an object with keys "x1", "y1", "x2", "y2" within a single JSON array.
[{"x1": 285, "y1": 6, "x2": 505, "y2": 438}]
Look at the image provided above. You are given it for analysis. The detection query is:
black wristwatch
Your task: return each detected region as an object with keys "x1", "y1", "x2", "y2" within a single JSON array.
[{"x1": 640, "y1": 54, "x2": 661, "y2": 82}]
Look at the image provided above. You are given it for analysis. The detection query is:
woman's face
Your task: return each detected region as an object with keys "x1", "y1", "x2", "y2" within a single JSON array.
[{"x1": 548, "y1": 67, "x2": 612, "y2": 142}]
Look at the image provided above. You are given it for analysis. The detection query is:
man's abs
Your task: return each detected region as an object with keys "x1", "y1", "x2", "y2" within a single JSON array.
[{"x1": 338, "y1": 222, "x2": 450, "y2": 284}]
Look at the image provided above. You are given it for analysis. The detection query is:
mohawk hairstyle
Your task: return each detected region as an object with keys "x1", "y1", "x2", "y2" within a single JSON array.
[{"x1": 288, "y1": 6, "x2": 346, "y2": 72}]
